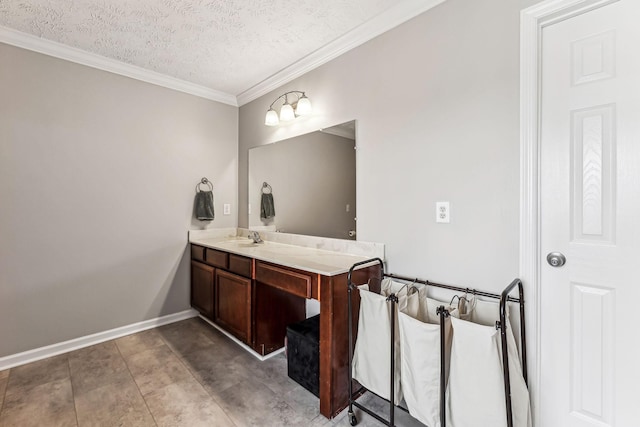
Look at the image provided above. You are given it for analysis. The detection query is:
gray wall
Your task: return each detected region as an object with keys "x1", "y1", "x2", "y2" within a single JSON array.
[
  {"x1": 248, "y1": 131, "x2": 356, "y2": 239},
  {"x1": 240, "y1": 0, "x2": 538, "y2": 292},
  {"x1": 0, "y1": 43, "x2": 238, "y2": 357}
]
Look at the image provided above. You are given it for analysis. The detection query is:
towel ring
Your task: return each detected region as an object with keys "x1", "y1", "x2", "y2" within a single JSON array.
[
  {"x1": 262, "y1": 182, "x2": 272, "y2": 194},
  {"x1": 196, "y1": 177, "x2": 213, "y2": 192}
]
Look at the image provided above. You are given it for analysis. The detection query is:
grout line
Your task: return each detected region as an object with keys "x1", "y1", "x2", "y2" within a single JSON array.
[
  {"x1": 0, "y1": 369, "x2": 10, "y2": 420},
  {"x1": 197, "y1": 315, "x2": 285, "y2": 361},
  {"x1": 191, "y1": 318, "x2": 318, "y2": 425},
  {"x1": 62, "y1": 358, "x2": 78, "y2": 426},
  {"x1": 0, "y1": 318, "x2": 330, "y2": 427},
  {"x1": 114, "y1": 336, "x2": 159, "y2": 427},
  {"x1": 0, "y1": 356, "x2": 81, "y2": 426},
  {"x1": 67, "y1": 358, "x2": 80, "y2": 427},
  {"x1": 159, "y1": 320, "x2": 240, "y2": 427}
]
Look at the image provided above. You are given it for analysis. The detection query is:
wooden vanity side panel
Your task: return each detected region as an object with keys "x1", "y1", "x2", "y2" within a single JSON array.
[{"x1": 319, "y1": 264, "x2": 381, "y2": 419}]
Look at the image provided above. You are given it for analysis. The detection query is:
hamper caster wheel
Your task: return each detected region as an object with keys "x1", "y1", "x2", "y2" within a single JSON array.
[{"x1": 348, "y1": 411, "x2": 358, "y2": 426}]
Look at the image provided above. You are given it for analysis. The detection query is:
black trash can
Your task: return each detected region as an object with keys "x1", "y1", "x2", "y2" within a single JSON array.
[{"x1": 286, "y1": 314, "x2": 320, "y2": 397}]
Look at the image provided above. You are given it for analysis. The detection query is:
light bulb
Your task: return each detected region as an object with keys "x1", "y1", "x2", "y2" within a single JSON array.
[
  {"x1": 279, "y1": 103, "x2": 295, "y2": 121},
  {"x1": 295, "y1": 95, "x2": 312, "y2": 116},
  {"x1": 265, "y1": 109, "x2": 279, "y2": 126}
]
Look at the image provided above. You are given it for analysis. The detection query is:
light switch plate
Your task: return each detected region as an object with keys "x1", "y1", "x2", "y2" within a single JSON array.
[
  {"x1": 436, "y1": 201, "x2": 450, "y2": 223},
  {"x1": 223, "y1": 204, "x2": 231, "y2": 215}
]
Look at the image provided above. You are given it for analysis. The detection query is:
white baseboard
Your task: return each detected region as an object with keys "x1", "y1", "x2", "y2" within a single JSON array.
[
  {"x1": 0, "y1": 309, "x2": 198, "y2": 370},
  {"x1": 198, "y1": 315, "x2": 284, "y2": 362}
]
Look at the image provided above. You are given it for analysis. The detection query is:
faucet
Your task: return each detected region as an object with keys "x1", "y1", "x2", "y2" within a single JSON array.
[{"x1": 248, "y1": 231, "x2": 263, "y2": 244}]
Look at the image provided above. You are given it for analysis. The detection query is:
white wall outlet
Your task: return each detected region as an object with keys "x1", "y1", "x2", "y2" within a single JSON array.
[
  {"x1": 223, "y1": 203, "x2": 231, "y2": 215},
  {"x1": 346, "y1": 204, "x2": 350, "y2": 212},
  {"x1": 436, "y1": 201, "x2": 450, "y2": 223},
  {"x1": 248, "y1": 203, "x2": 252, "y2": 215}
]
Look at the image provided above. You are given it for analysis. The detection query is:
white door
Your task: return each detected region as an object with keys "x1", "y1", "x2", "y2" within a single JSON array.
[{"x1": 540, "y1": 1, "x2": 640, "y2": 426}]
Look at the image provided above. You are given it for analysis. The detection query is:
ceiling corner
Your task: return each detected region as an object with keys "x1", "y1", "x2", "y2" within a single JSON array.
[
  {"x1": 236, "y1": 0, "x2": 447, "y2": 106},
  {"x1": 0, "y1": 25, "x2": 238, "y2": 107}
]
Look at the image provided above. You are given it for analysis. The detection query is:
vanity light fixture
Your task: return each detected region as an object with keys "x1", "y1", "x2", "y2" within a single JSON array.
[{"x1": 264, "y1": 91, "x2": 312, "y2": 126}]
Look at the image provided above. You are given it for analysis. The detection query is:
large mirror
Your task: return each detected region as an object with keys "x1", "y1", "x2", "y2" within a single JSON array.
[{"x1": 248, "y1": 120, "x2": 357, "y2": 240}]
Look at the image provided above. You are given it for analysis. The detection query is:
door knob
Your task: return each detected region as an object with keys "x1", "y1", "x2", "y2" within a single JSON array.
[{"x1": 546, "y1": 252, "x2": 566, "y2": 267}]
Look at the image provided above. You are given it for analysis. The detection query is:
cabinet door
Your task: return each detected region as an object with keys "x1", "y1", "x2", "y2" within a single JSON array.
[
  {"x1": 215, "y1": 270, "x2": 252, "y2": 344},
  {"x1": 191, "y1": 260, "x2": 214, "y2": 320}
]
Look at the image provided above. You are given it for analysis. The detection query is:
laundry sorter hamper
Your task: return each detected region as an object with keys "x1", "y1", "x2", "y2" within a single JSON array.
[{"x1": 345, "y1": 257, "x2": 529, "y2": 427}]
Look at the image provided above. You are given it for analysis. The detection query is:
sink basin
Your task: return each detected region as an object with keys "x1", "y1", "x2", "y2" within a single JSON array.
[
  {"x1": 220, "y1": 239, "x2": 262, "y2": 248},
  {"x1": 234, "y1": 242, "x2": 261, "y2": 247}
]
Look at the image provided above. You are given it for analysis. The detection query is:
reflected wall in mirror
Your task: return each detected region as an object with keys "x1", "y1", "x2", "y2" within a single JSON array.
[{"x1": 248, "y1": 120, "x2": 356, "y2": 240}]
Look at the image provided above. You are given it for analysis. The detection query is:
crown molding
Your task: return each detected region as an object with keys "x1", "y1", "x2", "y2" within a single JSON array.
[
  {"x1": 0, "y1": 25, "x2": 238, "y2": 106},
  {"x1": 236, "y1": 0, "x2": 447, "y2": 106},
  {"x1": 1, "y1": 0, "x2": 447, "y2": 108}
]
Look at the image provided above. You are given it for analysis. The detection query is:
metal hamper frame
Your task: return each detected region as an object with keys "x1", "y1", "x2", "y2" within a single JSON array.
[{"x1": 346, "y1": 258, "x2": 527, "y2": 427}]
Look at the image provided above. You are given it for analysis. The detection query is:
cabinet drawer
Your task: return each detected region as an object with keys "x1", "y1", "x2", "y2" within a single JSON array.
[
  {"x1": 229, "y1": 254, "x2": 252, "y2": 278},
  {"x1": 255, "y1": 261, "x2": 313, "y2": 299},
  {"x1": 205, "y1": 248, "x2": 228, "y2": 269},
  {"x1": 191, "y1": 245, "x2": 205, "y2": 262}
]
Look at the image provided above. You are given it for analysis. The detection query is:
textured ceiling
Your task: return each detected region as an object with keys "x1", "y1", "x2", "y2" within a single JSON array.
[{"x1": 0, "y1": 0, "x2": 400, "y2": 96}]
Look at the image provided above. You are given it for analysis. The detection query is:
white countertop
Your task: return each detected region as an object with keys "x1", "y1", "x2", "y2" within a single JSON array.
[{"x1": 189, "y1": 236, "x2": 379, "y2": 276}]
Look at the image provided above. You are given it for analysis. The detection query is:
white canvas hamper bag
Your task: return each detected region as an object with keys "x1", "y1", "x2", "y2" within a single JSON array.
[
  {"x1": 398, "y1": 293, "x2": 454, "y2": 427},
  {"x1": 446, "y1": 299, "x2": 531, "y2": 427},
  {"x1": 352, "y1": 279, "x2": 408, "y2": 404}
]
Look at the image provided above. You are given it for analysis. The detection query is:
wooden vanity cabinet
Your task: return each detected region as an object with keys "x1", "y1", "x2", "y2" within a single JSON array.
[
  {"x1": 190, "y1": 246, "x2": 254, "y2": 345},
  {"x1": 190, "y1": 260, "x2": 215, "y2": 320},
  {"x1": 191, "y1": 243, "x2": 382, "y2": 419},
  {"x1": 215, "y1": 269, "x2": 252, "y2": 344}
]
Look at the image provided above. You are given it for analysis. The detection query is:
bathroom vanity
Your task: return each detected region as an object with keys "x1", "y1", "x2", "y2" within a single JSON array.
[{"x1": 189, "y1": 230, "x2": 382, "y2": 418}]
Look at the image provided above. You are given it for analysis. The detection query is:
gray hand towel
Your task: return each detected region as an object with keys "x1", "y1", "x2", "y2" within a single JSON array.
[
  {"x1": 195, "y1": 191, "x2": 215, "y2": 221},
  {"x1": 260, "y1": 193, "x2": 275, "y2": 220}
]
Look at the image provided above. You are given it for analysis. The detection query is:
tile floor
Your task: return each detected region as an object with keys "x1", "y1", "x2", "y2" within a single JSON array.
[{"x1": 0, "y1": 317, "x2": 424, "y2": 427}]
